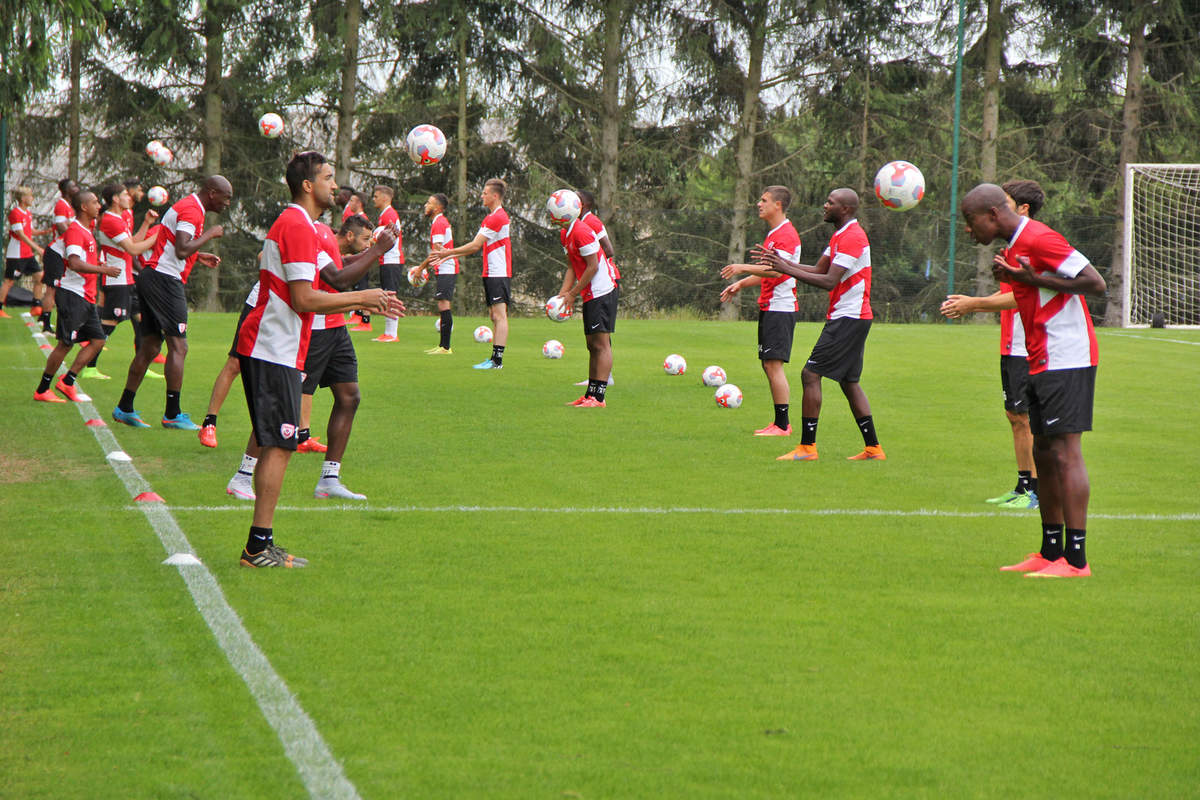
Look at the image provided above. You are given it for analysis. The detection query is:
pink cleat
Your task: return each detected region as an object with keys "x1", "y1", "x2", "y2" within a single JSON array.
[
  {"x1": 754, "y1": 424, "x2": 792, "y2": 436},
  {"x1": 999, "y1": 553, "x2": 1057, "y2": 573},
  {"x1": 1026, "y1": 560, "x2": 1092, "y2": 578}
]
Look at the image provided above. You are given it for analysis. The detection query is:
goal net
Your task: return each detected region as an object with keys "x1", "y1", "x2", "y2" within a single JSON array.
[{"x1": 1124, "y1": 163, "x2": 1200, "y2": 327}]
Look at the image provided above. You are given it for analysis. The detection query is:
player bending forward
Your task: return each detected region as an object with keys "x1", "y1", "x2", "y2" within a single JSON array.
[{"x1": 961, "y1": 183, "x2": 1106, "y2": 578}]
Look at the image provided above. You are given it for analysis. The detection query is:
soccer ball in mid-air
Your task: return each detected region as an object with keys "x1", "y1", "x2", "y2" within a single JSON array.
[
  {"x1": 714, "y1": 383, "x2": 743, "y2": 408},
  {"x1": 406, "y1": 124, "x2": 446, "y2": 166},
  {"x1": 874, "y1": 160, "x2": 925, "y2": 211},
  {"x1": 258, "y1": 112, "x2": 284, "y2": 138},
  {"x1": 701, "y1": 365, "x2": 727, "y2": 387},
  {"x1": 147, "y1": 141, "x2": 172, "y2": 166},
  {"x1": 545, "y1": 295, "x2": 572, "y2": 322},
  {"x1": 407, "y1": 266, "x2": 428, "y2": 288},
  {"x1": 543, "y1": 339, "x2": 564, "y2": 359},
  {"x1": 664, "y1": 354, "x2": 687, "y2": 375},
  {"x1": 147, "y1": 186, "x2": 169, "y2": 206},
  {"x1": 474, "y1": 325, "x2": 493, "y2": 343},
  {"x1": 546, "y1": 189, "x2": 581, "y2": 225}
]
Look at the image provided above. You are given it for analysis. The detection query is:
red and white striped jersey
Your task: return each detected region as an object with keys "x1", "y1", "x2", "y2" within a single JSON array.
[
  {"x1": 122, "y1": 207, "x2": 134, "y2": 231},
  {"x1": 1003, "y1": 217, "x2": 1097, "y2": 374},
  {"x1": 430, "y1": 213, "x2": 458, "y2": 275},
  {"x1": 145, "y1": 193, "x2": 206, "y2": 282},
  {"x1": 581, "y1": 211, "x2": 619, "y2": 282},
  {"x1": 61, "y1": 219, "x2": 100, "y2": 303},
  {"x1": 758, "y1": 219, "x2": 802, "y2": 312},
  {"x1": 7, "y1": 205, "x2": 33, "y2": 259},
  {"x1": 823, "y1": 219, "x2": 873, "y2": 321},
  {"x1": 375, "y1": 206, "x2": 404, "y2": 265},
  {"x1": 996, "y1": 280, "x2": 1027, "y2": 358},
  {"x1": 236, "y1": 204, "x2": 317, "y2": 369},
  {"x1": 560, "y1": 218, "x2": 615, "y2": 302},
  {"x1": 311, "y1": 222, "x2": 346, "y2": 332},
  {"x1": 49, "y1": 197, "x2": 74, "y2": 256},
  {"x1": 478, "y1": 207, "x2": 512, "y2": 277},
  {"x1": 96, "y1": 211, "x2": 134, "y2": 286}
]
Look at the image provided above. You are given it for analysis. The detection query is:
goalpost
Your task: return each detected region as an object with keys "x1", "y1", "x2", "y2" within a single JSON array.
[{"x1": 1123, "y1": 163, "x2": 1200, "y2": 328}]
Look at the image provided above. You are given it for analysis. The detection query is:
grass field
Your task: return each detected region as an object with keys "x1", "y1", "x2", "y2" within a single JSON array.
[{"x1": 2, "y1": 309, "x2": 1198, "y2": 799}]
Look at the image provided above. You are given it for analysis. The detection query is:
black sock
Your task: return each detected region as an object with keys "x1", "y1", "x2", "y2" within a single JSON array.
[
  {"x1": 40, "y1": 311, "x2": 52, "y2": 331},
  {"x1": 594, "y1": 380, "x2": 607, "y2": 401},
  {"x1": 62, "y1": 370, "x2": 78, "y2": 387},
  {"x1": 360, "y1": 311, "x2": 370, "y2": 324},
  {"x1": 165, "y1": 390, "x2": 181, "y2": 419},
  {"x1": 297, "y1": 427, "x2": 310, "y2": 444},
  {"x1": 37, "y1": 373, "x2": 54, "y2": 394},
  {"x1": 492, "y1": 344, "x2": 505, "y2": 366},
  {"x1": 118, "y1": 388, "x2": 136, "y2": 413},
  {"x1": 203, "y1": 413, "x2": 217, "y2": 428},
  {"x1": 1016, "y1": 470, "x2": 1032, "y2": 495},
  {"x1": 801, "y1": 417, "x2": 819, "y2": 446},
  {"x1": 439, "y1": 310, "x2": 452, "y2": 348},
  {"x1": 246, "y1": 525, "x2": 272, "y2": 555},
  {"x1": 90, "y1": 324, "x2": 115, "y2": 368},
  {"x1": 585, "y1": 379, "x2": 598, "y2": 399},
  {"x1": 774, "y1": 403, "x2": 789, "y2": 430},
  {"x1": 1040, "y1": 523, "x2": 1064, "y2": 561},
  {"x1": 1028, "y1": 475, "x2": 1038, "y2": 494},
  {"x1": 856, "y1": 415, "x2": 879, "y2": 447},
  {"x1": 1065, "y1": 528, "x2": 1087, "y2": 568}
]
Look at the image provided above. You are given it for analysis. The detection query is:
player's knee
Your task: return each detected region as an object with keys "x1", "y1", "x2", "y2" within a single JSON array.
[{"x1": 335, "y1": 384, "x2": 361, "y2": 411}]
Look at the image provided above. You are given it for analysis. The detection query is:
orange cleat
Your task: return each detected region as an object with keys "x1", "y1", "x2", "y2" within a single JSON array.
[
  {"x1": 371, "y1": 334, "x2": 398, "y2": 342},
  {"x1": 33, "y1": 389, "x2": 66, "y2": 403},
  {"x1": 198, "y1": 424, "x2": 218, "y2": 448},
  {"x1": 297, "y1": 437, "x2": 328, "y2": 453},
  {"x1": 30, "y1": 304, "x2": 43, "y2": 317},
  {"x1": 754, "y1": 423, "x2": 792, "y2": 436},
  {"x1": 0, "y1": 308, "x2": 11, "y2": 319},
  {"x1": 999, "y1": 553, "x2": 1057, "y2": 572},
  {"x1": 350, "y1": 322, "x2": 372, "y2": 332},
  {"x1": 577, "y1": 396, "x2": 606, "y2": 407},
  {"x1": 776, "y1": 444, "x2": 818, "y2": 461},
  {"x1": 1026, "y1": 560, "x2": 1092, "y2": 578},
  {"x1": 566, "y1": 396, "x2": 587, "y2": 406},
  {"x1": 152, "y1": 353, "x2": 166, "y2": 364},
  {"x1": 847, "y1": 445, "x2": 886, "y2": 460},
  {"x1": 54, "y1": 379, "x2": 91, "y2": 403}
]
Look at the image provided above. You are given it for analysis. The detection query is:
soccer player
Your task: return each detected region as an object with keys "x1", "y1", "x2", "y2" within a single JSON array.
[
  {"x1": 37, "y1": 179, "x2": 79, "y2": 332},
  {"x1": 370, "y1": 184, "x2": 405, "y2": 343},
  {"x1": 112, "y1": 176, "x2": 231, "y2": 430},
  {"x1": 1, "y1": 186, "x2": 47, "y2": 319},
  {"x1": 960, "y1": 183, "x2": 1106, "y2": 578},
  {"x1": 428, "y1": 178, "x2": 512, "y2": 370},
  {"x1": 719, "y1": 186, "x2": 803, "y2": 436},
  {"x1": 550, "y1": 202, "x2": 618, "y2": 407},
  {"x1": 574, "y1": 190, "x2": 617, "y2": 386},
  {"x1": 235, "y1": 151, "x2": 401, "y2": 568},
  {"x1": 756, "y1": 188, "x2": 884, "y2": 461},
  {"x1": 86, "y1": 184, "x2": 158, "y2": 379},
  {"x1": 338, "y1": 189, "x2": 373, "y2": 331},
  {"x1": 940, "y1": 180, "x2": 1046, "y2": 509},
  {"x1": 416, "y1": 193, "x2": 458, "y2": 354},
  {"x1": 32, "y1": 190, "x2": 121, "y2": 403}
]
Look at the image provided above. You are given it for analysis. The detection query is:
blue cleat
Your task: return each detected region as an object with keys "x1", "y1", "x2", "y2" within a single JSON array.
[
  {"x1": 162, "y1": 412, "x2": 201, "y2": 430},
  {"x1": 112, "y1": 407, "x2": 151, "y2": 428},
  {"x1": 472, "y1": 359, "x2": 502, "y2": 370}
]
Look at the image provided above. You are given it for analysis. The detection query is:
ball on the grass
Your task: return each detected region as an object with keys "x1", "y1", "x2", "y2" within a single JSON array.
[
  {"x1": 434, "y1": 317, "x2": 441, "y2": 332},
  {"x1": 874, "y1": 160, "x2": 925, "y2": 211},
  {"x1": 406, "y1": 124, "x2": 447, "y2": 166},
  {"x1": 702, "y1": 365, "x2": 727, "y2": 387},
  {"x1": 545, "y1": 295, "x2": 572, "y2": 322},
  {"x1": 258, "y1": 112, "x2": 284, "y2": 138},
  {"x1": 543, "y1": 339, "x2": 564, "y2": 359},
  {"x1": 714, "y1": 383, "x2": 743, "y2": 408},
  {"x1": 664, "y1": 354, "x2": 687, "y2": 375},
  {"x1": 474, "y1": 325, "x2": 493, "y2": 343},
  {"x1": 147, "y1": 186, "x2": 169, "y2": 206}
]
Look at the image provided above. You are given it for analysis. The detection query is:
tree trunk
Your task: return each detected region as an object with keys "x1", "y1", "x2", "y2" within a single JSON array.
[
  {"x1": 597, "y1": 0, "x2": 622, "y2": 215},
  {"x1": 456, "y1": 26, "x2": 468, "y2": 241},
  {"x1": 200, "y1": 6, "x2": 224, "y2": 311},
  {"x1": 720, "y1": 12, "x2": 765, "y2": 321},
  {"x1": 971, "y1": 0, "x2": 1003, "y2": 302},
  {"x1": 67, "y1": 30, "x2": 81, "y2": 182},
  {"x1": 857, "y1": 64, "x2": 869, "y2": 197},
  {"x1": 1104, "y1": 19, "x2": 1146, "y2": 327},
  {"x1": 334, "y1": 0, "x2": 360, "y2": 187}
]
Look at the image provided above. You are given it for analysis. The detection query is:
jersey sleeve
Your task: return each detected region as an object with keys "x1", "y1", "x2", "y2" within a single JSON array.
[
  {"x1": 53, "y1": 199, "x2": 71, "y2": 224},
  {"x1": 63, "y1": 225, "x2": 86, "y2": 260},
  {"x1": 175, "y1": 199, "x2": 204, "y2": 237},
  {"x1": 279, "y1": 218, "x2": 317, "y2": 281},
  {"x1": 829, "y1": 228, "x2": 865, "y2": 270},
  {"x1": 431, "y1": 217, "x2": 449, "y2": 245},
  {"x1": 100, "y1": 213, "x2": 129, "y2": 243},
  {"x1": 8, "y1": 208, "x2": 20, "y2": 230},
  {"x1": 573, "y1": 225, "x2": 600, "y2": 257},
  {"x1": 1031, "y1": 229, "x2": 1089, "y2": 278}
]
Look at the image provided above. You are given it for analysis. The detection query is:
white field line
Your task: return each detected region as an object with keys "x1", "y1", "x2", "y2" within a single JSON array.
[
  {"x1": 27, "y1": 318, "x2": 360, "y2": 800},
  {"x1": 1100, "y1": 331, "x2": 1200, "y2": 346},
  {"x1": 156, "y1": 504, "x2": 1200, "y2": 523}
]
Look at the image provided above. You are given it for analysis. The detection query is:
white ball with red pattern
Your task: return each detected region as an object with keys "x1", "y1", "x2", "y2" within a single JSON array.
[
  {"x1": 407, "y1": 265, "x2": 428, "y2": 288},
  {"x1": 543, "y1": 339, "x2": 565, "y2": 359},
  {"x1": 714, "y1": 383, "x2": 743, "y2": 408},
  {"x1": 148, "y1": 143, "x2": 172, "y2": 166},
  {"x1": 406, "y1": 124, "x2": 447, "y2": 165},
  {"x1": 474, "y1": 325, "x2": 493, "y2": 343},
  {"x1": 258, "y1": 112, "x2": 284, "y2": 138},
  {"x1": 546, "y1": 189, "x2": 581, "y2": 225},
  {"x1": 701, "y1": 365, "x2": 727, "y2": 387},
  {"x1": 545, "y1": 295, "x2": 572, "y2": 322},
  {"x1": 874, "y1": 160, "x2": 925, "y2": 211},
  {"x1": 664, "y1": 354, "x2": 687, "y2": 375},
  {"x1": 147, "y1": 186, "x2": 169, "y2": 207}
]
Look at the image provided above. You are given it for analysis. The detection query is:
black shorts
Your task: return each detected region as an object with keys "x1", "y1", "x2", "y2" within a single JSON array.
[
  {"x1": 380, "y1": 263, "x2": 404, "y2": 293},
  {"x1": 434, "y1": 273, "x2": 457, "y2": 301},
  {"x1": 805, "y1": 317, "x2": 872, "y2": 382},
  {"x1": 582, "y1": 289, "x2": 618, "y2": 335},
  {"x1": 136, "y1": 268, "x2": 188, "y2": 338},
  {"x1": 5, "y1": 256, "x2": 41, "y2": 279},
  {"x1": 302, "y1": 326, "x2": 358, "y2": 393},
  {"x1": 1025, "y1": 366, "x2": 1096, "y2": 436},
  {"x1": 1000, "y1": 355, "x2": 1031, "y2": 414},
  {"x1": 54, "y1": 289, "x2": 105, "y2": 345},
  {"x1": 100, "y1": 285, "x2": 133, "y2": 323},
  {"x1": 758, "y1": 310, "x2": 796, "y2": 362},
  {"x1": 42, "y1": 248, "x2": 64, "y2": 287},
  {"x1": 129, "y1": 282, "x2": 142, "y2": 319},
  {"x1": 239, "y1": 355, "x2": 302, "y2": 451},
  {"x1": 228, "y1": 303, "x2": 253, "y2": 357},
  {"x1": 482, "y1": 277, "x2": 511, "y2": 307}
]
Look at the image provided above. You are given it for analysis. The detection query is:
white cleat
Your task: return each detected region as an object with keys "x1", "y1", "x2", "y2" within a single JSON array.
[
  {"x1": 226, "y1": 474, "x2": 256, "y2": 500},
  {"x1": 314, "y1": 480, "x2": 367, "y2": 501}
]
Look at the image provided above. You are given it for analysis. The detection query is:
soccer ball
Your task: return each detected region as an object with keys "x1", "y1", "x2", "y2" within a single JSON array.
[
  {"x1": 147, "y1": 141, "x2": 172, "y2": 166},
  {"x1": 714, "y1": 383, "x2": 743, "y2": 408},
  {"x1": 434, "y1": 318, "x2": 441, "y2": 332},
  {"x1": 145, "y1": 140, "x2": 165, "y2": 158},
  {"x1": 543, "y1": 339, "x2": 564, "y2": 359},
  {"x1": 406, "y1": 124, "x2": 446, "y2": 166},
  {"x1": 546, "y1": 189, "x2": 581, "y2": 225},
  {"x1": 701, "y1": 365, "x2": 727, "y2": 387},
  {"x1": 474, "y1": 325, "x2": 493, "y2": 343},
  {"x1": 147, "y1": 186, "x2": 169, "y2": 207},
  {"x1": 664, "y1": 354, "x2": 687, "y2": 375},
  {"x1": 545, "y1": 295, "x2": 572, "y2": 322},
  {"x1": 258, "y1": 112, "x2": 284, "y2": 138},
  {"x1": 407, "y1": 265, "x2": 428, "y2": 288},
  {"x1": 874, "y1": 160, "x2": 925, "y2": 211}
]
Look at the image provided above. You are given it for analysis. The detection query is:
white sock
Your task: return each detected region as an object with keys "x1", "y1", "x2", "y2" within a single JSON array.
[
  {"x1": 319, "y1": 460, "x2": 341, "y2": 481},
  {"x1": 237, "y1": 454, "x2": 258, "y2": 476},
  {"x1": 385, "y1": 317, "x2": 398, "y2": 337}
]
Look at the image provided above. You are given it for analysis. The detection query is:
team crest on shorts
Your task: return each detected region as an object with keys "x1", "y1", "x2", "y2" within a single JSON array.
[
  {"x1": 178, "y1": 322, "x2": 187, "y2": 333},
  {"x1": 280, "y1": 423, "x2": 297, "y2": 440},
  {"x1": 115, "y1": 308, "x2": 124, "y2": 317}
]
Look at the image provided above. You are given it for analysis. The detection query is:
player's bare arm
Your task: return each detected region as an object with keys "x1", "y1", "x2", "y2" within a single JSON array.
[
  {"x1": 324, "y1": 228, "x2": 398, "y2": 290},
  {"x1": 291, "y1": 280, "x2": 405, "y2": 318},
  {"x1": 720, "y1": 275, "x2": 762, "y2": 303},
  {"x1": 133, "y1": 209, "x2": 159, "y2": 241},
  {"x1": 720, "y1": 262, "x2": 782, "y2": 280},
  {"x1": 940, "y1": 290, "x2": 1017, "y2": 318},
  {"x1": 755, "y1": 246, "x2": 843, "y2": 291},
  {"x1": 993, "y1": 255, "x2": 1107, "y2": 296},
  {"x1": 13, "y1": 227, "x2": 43, "y2": 256},
  {"x1": 429, "y1": 232, "x2": 486, "y2": 265},
  {"x1": 559, "y1": 251, "x2": 600, "y2": 303},
  {"x1": 174, "y1": 223, "x2": 224, "y2": 261},
  {"x1": 68, "y1": 253, "x2": 121, "y2": 279}
]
